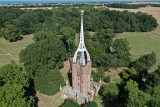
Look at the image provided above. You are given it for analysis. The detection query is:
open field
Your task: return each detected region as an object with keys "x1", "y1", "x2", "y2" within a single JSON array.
[
  {"x1": 20, "y1": 7, "x2": 54, "y2": 10},
  {"x1": 37, "y1": 92, "x2": 64, "y2": 107},
  {"x1": 0, "y1": 34, "x2": 34, "y2": 67},
  {"x1": 116, "y1": 26, "x2": 160, "y2": 71},
  {"x1": 109, "y1": 6, "x2": 160, "y2": 71},
  {"x1": 128, "y1": 2, "x2": 160, "y2": 5}
]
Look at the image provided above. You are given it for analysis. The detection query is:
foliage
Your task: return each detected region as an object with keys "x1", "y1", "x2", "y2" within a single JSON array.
[
  {"x1": 130, "y1": 52, "x2": 156, "y2": 73},
  {"x1": 99, "y1": 83, "x2": 119, "y2": 107},
  {"x1": 145, "y1": 66, "x2": 160, "y2": 88},
  {"x1": 147, "y1": 85, "x2": 160, "y2": 107},
  {"x1": 96, "y1": 29, "x2": 115, "y2": 52},
  {"x1": 86, "y1": 40, "x2": 106, "y2": 67},
  {"x1": 103, "y1": 76, "x2": 110, "y2": 83},
  {"x1": 106, "y1": 3, "x2": 146, "y2": 9},
  {"x1": 20, "y1": 35, "x2": 67, "y2": 77},
  {"x1": 0, "y1": 8, "x2": 53, "y2": 40},
  {"x1": 120, "y1": 67, "x2": 137, "y2": 80},
  {"x1": 35, "y1": 69, "x2": 65, "y2": 95},
  {"x1": 0, "y1": 8, "x2": 23, "y2": 29},
  {"x1": 0, "y1": 63, "x2": 34, "y2": 107},
  {"x1": 0, "y1": 24, "x2": 22, "y2": 42},
  {"x1": 83, "y1": 101, "x2": 98, "y2": 107},
  {"x1": 60, "y1": 99, "x2": 80, "y2": 107},
  {"x1": 124, "y1": 80, "x2": 150, "y2": 107},
  {"x1": 112, "y1": 38, "x2": 131, "y2": 67},
  {"x1": 91, "y1": 68, "x2": 105, "y2": 82},
  {"x1": 20, "y1": 33, "x2": 67, "y2": 95},
  {"x1": 60, "y1": 27, "x2": 76, "y2": 55}
]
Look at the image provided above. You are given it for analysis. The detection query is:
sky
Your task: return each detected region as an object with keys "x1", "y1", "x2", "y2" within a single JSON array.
[{"x1": 0, "y1": 0, "x2": 159, "y2": 1}]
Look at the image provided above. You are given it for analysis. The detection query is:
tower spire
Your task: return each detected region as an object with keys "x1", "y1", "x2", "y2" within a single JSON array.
[
  {"x1": 80, "y1": 10, "x2": 84, "y2": 47},
  {"x1": 73, "y1": 10, "x2": 91, "y2": 66}
]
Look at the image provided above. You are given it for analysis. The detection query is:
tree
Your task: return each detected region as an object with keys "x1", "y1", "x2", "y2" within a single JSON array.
[
  {"x1": 103, "y1": 76, "x2": 111, "y2": 83},
  {"x1": 147, "y1": 85, "x2": 160, "y2": 107},
  {"x1": 99, "y1": 83, "x2": 119, "y2": 107},
  {"x1": 1, "y1": 24, "x2": 22, "y2": 42},
  {"x1": 0, "y1": 63, "x2": 34, "y2": 107},
  {"x1": 34, "y1": 69, "x2": 65, "y2": 95},
  {"x1": 15, "y1": 11, "x2": 39, "y2": 35},
  {"x1": 120, "y1": 67, "x2": 137, "y2": 81},
  {"x1": 96, "y1": 29, "x2": 115, "y2": 52},
  {"x1": 20, "y1": 35, "x2": 67, "y2": 78},
  {"x1": 60, "y1": 27, "x2": 76, "y2": 55},
  {"x1": 130, "y1": 52, "x2": 156, "y2": 74},
  {"x1": 20, "y1": 35, "x2": 67, "y2": 95},
  {"x1": 60, "y1": 99, "x2": 80, "y2": 107},
  {"x1": 86, "y1": 40, "x2": 106, "y2": 67},
  {"x1": 112, "y1": 38, "x2": 131, "y2": 67},
  {"x1": 91, "y1": 68, "x2": 105, "y2": 82},
  {"x1": 83, "y1": 101, "x2": 98, "y2": 107},
  {"x1": 145, "y1": 66, "x2": 160, "y2": 89},
  {"x1": 124, "y1": 80, "x2": 150, "y2": 107}
]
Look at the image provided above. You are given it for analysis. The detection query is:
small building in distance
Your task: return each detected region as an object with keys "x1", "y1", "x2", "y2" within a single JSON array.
[{"x1": 60, "y1": 10, "x2": 101, "y2": 105}]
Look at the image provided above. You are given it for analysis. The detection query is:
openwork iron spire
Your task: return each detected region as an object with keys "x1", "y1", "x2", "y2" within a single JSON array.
[{"x1": 73, "y1": 10, "x2": 91, "y2": 66}]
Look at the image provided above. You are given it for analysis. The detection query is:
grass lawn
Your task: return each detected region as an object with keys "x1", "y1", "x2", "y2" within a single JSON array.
[
  {"x1": 37, "y1": 92, "x2": 64, "y2": 107},
  {"x1": 116, "y1": 26, "x2": 160, "y2": 71},
  {"x1": 0, "y1": 34, "x2": 34, "y2": 67}
]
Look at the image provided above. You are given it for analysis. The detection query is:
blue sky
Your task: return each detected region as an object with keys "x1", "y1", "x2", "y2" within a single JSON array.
[
  {"x1": 0, "y1": 0, "x2": 159, "y2": 1},
  {"x1": 0, "y1": 0, "x2": 160, "y2": 1}
]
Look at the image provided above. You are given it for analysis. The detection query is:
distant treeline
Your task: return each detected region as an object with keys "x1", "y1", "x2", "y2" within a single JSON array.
[
  {"x1": 106, "y1": 3, "x2": 146, "y2": 9},
  {"x1": 2, "y1": 3, "x2": 160, "y2": 9},
  {"x1": 0, "y1": 7, "x2": 158, "y2": 42},
  {"x1": 106, "y1": 3, "x2": 160, "y2": 9}
]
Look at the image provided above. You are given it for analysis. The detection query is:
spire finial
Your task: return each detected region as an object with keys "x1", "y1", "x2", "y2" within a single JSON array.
[{"x1": 81, "y1": 10, "x2": 84, "y2": 14}]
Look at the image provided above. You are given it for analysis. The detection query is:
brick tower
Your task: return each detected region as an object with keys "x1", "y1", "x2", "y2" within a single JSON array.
[
  {"x1": 72, "y1": 10, "x2": 91, "y2": 94},
  {"x1": 60, "y1": 11, "x2": 101, "y2": 105}
]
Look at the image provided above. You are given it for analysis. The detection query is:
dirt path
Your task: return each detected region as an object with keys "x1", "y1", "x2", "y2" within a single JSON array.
[{"x1": 0, "y1": 47, "x2": 19, "y2": 61}]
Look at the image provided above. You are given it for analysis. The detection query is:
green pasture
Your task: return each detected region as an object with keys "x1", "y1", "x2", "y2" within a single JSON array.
[
  {"x1": 0, "y1": 35, "x2": 34, "y2": 67},
  {"x1": 116, "y1": 26, "x2": 160, "y2": 71}
]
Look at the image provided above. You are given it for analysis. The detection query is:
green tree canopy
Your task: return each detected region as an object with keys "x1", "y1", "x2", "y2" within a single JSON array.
[
  {"x1": 35, "y1": 69, "x2": 65, "y2": 95},
  {"x1": 112, "y1": 38, "x2": 131, "y2": 67},
  {"x1": 99, "y1": 83, "x2": 119, "y2": 107},
  {"x1": 0, "y1": 63, "x2": 34, "y2": 107},
  {"x1": 0, "y1": 24, "x2": 22, "y2": 42},
  {"x1": 83, "y1": 101, "x2": 98, "y2": 107},
  {"x1": 130, "y1": 52, "x2": 156, "y2": 72},
  {"x1": 124, "y1": 80, "x2": 150, "y2": 107},
  {"x1": 20, "y1": 35, "x2": 67, "y2": 78},
  {"x1": 96, "y1": 29, "x2": 115, "y2": 52}
]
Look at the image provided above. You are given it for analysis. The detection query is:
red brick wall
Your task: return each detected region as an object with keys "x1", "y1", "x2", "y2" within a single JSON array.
[{"x1": 72, "y1": 61, "x2": 91, "y2": 94}]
